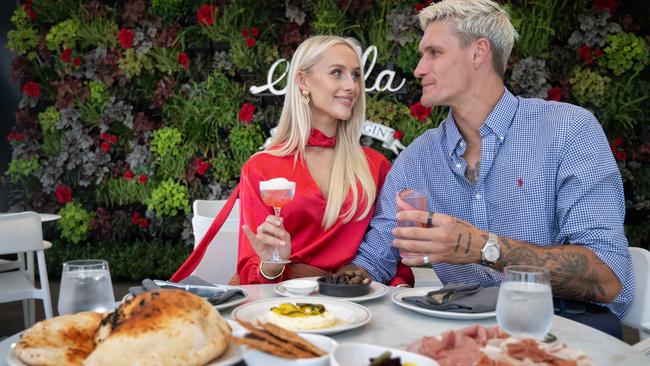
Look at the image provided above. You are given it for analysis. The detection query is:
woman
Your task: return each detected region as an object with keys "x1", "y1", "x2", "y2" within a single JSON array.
[{"x1": 237, "y1": 35, "x2": 412, "y2": 285}]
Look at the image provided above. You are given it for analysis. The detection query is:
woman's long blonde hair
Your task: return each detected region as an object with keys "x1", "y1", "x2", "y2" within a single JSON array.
[{"x1": 263, "y1": 35, "x2": 376, "y2": 229}]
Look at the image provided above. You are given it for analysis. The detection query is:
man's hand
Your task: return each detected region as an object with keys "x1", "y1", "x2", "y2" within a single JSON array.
[{"x1": 392, "y1": 210, "x2": 485, "y2": 267}]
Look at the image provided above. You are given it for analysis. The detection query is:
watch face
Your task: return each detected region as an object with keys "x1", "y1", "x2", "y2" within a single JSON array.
[{"x1": 484, "y1": 244, "x2": 500, "y2": 262}]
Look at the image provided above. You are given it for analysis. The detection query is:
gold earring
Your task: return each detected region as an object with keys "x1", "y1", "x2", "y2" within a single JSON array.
[{"x1": 301, "y1": 89, "x2": 310, "y2": 104}]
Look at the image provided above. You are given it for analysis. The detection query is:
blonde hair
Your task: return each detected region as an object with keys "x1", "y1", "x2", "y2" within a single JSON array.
[
  {"x1": 418, "y1": 0, "x2": 519, "y2": 78},
  {"x1": 263, "y1": 35, "x2": 376, "y2": 229}
]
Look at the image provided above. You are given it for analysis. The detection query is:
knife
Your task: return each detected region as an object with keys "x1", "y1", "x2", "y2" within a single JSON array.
[{"x1": 152, "y1": 280, "x2": 228, "y2": 298}]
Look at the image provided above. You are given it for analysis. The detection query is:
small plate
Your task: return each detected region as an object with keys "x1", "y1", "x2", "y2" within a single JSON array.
[
  {"x1": 6, "y1": 320, "x2": 243, "y2": 366},
  {"x1": 392, "y1": 287, "x2": 497, "y2": 320},
  {"x1": 274, "y1": 277, "x2": 387, "y2": 303},
  {"x1": 231, "y1": 297, "x2": 371, "y2": 335}
]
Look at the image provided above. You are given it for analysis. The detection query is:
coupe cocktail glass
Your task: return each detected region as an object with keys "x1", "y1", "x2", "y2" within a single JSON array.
[{"x1": 259, "y1": 178, "x2": 295, "y2": 264}]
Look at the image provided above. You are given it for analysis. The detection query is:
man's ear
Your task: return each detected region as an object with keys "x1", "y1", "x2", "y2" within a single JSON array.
[{"x1": 472, "y1": 37, "x2": 490, "y2": 66}]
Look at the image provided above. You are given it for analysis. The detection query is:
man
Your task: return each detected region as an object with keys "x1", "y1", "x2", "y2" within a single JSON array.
[{"x1": 346, "y1": 0, "x2": 633, "y2": 338}]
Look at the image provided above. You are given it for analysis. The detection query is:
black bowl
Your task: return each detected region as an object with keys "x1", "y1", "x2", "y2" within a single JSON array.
[{"x1": 317, "y1": 276, "x2": 372, "y2": 297}]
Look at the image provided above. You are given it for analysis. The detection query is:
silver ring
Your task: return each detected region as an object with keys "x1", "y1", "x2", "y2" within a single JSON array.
[
  {"x1": 423, "y1": 255, "x2": 430, "y2": 264},
  {"x1": 427, "y1": 212, "x2": 434, "y2": 226}
]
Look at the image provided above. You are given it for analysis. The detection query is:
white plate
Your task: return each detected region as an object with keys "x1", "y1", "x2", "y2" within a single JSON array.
[
  {"x1": 392, "y1": 287, "x2": 497, "y2": 320},
  {"x1": 38, "y1": 213, "x2": 61, "y2": 222},
  {"x1": 274, "y1": 277, "x2": 387, "y2": 303},
  {"x1": 6, "y1": 320, "x2": 242, "y2": 366},
  {"x1": 331, "y1": 343, "x2": 439, "y2": 366},
  {"x1": 231, "y1": 297, "x2": 371, "y2": 335}
]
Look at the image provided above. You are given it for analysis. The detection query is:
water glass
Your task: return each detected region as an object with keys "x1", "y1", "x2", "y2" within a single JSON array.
[
  {"x1": 496, "y1": 265, "x2": 554, "y2": 339},
  {"x1": 395, "y1": 188, "x2": 427, "y2": 258},
  {"x1": 57, "y1": 259, "x2": 116, "y2": 315}
]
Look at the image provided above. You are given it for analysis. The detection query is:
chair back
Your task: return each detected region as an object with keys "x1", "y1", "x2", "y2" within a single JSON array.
[
  {"x1": 0, "y1": 212, "x2": 44, "y2": 255},
  {"x1": 191, "y1": 199, "x2": 240, "y2": 284},
  {"x1": 622, "y1": 247, "x2": 650, "y2": 340}
]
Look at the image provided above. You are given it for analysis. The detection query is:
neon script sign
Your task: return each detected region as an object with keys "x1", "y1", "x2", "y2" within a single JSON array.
[{"x1": 250, "y1": 46, "x2": 407, "y2": 95}]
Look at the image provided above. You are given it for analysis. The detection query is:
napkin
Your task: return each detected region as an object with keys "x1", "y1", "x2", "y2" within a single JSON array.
[
  {"x1": 402, "y1": 283, "x2": 498, "y2": 313},
  {"x1": 128, "y1": 275, "x2": 245, "y2": 305}
]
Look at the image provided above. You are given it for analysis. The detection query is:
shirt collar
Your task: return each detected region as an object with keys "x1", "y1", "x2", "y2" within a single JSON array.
[{"x1": 443, "y1": 88, "x2": 518, "y2": 156}]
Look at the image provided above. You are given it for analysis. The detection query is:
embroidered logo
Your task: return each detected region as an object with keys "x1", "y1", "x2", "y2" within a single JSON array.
[{"x1": 517, "y1": 178, "x2": 524, "y2": 187}]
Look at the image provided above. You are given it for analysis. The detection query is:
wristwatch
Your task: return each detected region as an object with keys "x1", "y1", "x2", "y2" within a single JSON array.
[{"x1": 480, "y1": 232, "x2": 501, "y2": 266}]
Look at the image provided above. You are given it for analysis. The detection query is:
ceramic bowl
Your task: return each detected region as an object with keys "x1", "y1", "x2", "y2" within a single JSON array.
[
  {"x1": 317, "y1": 276, "x2": 371, "y2": 297},
  {"x1": 282, "y1": 279, "x2": 318, "y2": 296},
  {"x1": 241, "y1": 333, "x2": 337, "y2": 366},
  {"x1": 330, "y1": 343, "x2": 439, "y2": 366}
]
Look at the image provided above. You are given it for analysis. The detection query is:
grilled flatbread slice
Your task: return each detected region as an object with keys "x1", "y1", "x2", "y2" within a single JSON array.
[
  {"x1": 84, "y1": 289, "x2": 231, "y2": 366},
  {"x1": 13, "y1": 311, "x2": 104, "y2": 366}
]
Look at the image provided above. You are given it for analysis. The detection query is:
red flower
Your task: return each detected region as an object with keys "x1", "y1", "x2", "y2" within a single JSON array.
[
  {"x1": 107, "y1": 134, "x2": 117, "y2": 145},
  {"x1": 60, "y1": 48, "x2": 72, "y2": 63},
  {"x1": 194, "y1": 158, "x2": 211, "y2": 176},
  {"x1": 245, "y1": 37, "x2": 256, "y2": 48},
  {"x1": 23, "y1": 3, "x2": 36, "y2": 21},
  {"x1": 138, "y1": 217, "x2": 149, "y2": 228},
  {"x1": 578, "y1": 44, "x2": 592, "y2": 64},
  {"x1": 6, "y1": 132, "x2": 15, "y2": 141},
  {"x1": 416, "y1": 3, "x2": 425, "y2": 11},
  {"x1": 22, "y1": 81, "x2": 41, "y2": 98},
  {"x1": 409, "y1": 102, "x2": 432, "y2": 122},
  {"x1": 101, "y1": 132, "x2": 108, "y2": 140},
  {"x1": 118, "y1": 28, "x2": 134, "y2": 49},
  {"x1": 196, "y1": 4, "x2": 214, "y2": 26},
  {"x1": 123, "y1": 170, "x2": 134, "y2": 180},
  {"x1": 250, "y1": 27, "x2": 259, "y2": 37},
  {"x1": 138, "y1": 175, "x2": 148, "y2": 184},
  {"x1": 612, "y1": 137, "x2": 624, "y2": 147},
  {"x1": 238, "y1": 102, "x2": 256, "y2": 124},
  {"x1": 55, "y1": 184, "x2": 73, "y2": 205},
  {"x1": 131, "y1": 212, "x2": 140, "y2": 224},
  {"x1": 547, "y1": 87, "x2": 562, "y2": 101},
  {"x1": 615, "y1": 150, "x2": 627, "y2": 161},
  {"x1": 595, "y1": 0, "x2": 617, "y2": 14},
  {"x1": 100, "y1": 142, "x2": 111, "y2": 153},
  {"x1": 15, "y1": 133, "x2": 25, "y2": 142},
  {"x1": 242, "y1": 28, "x2": 249, "y2": 37},
  {"x1": 72, "y1": 57, "x2": 81, "y2": 67},
  {"x1": 394, "y1": 130, "x2": 404, "y2": 140},
  {"x1": 177, "y1": 52, "x2": 190, "y2": 70}
]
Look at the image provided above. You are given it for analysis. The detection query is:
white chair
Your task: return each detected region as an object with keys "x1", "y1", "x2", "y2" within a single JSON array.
[
  {"x1": 622, "y1": 247, "x2": 650, "y2": 343},
  {"x1": 191, "y1": 199, "x2": 240, "y2": 285},
  {"x1": 0, "y1": 212, "x2": 53, "y2": 328}
]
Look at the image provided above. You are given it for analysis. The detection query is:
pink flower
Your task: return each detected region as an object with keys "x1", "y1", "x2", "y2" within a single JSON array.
[
  {"x1": 22, "y1": 81, "x2": 41, "y2": 98},
  {"x1": 177, "y1": 52, "x2": 190, "y2": 70},
  {"x1": 409, "y1": 102, "x2": 432, "y2": 122},
  {"x1": 245, "y1": 37, "x2": 256, "y2": 48},
  {"x1": 60, "y1": 48, "x2": 72, "y2": 63},
  {"x1": 55, "y1": 184, "x2": 73, "y2": 205},
  {"x1": 238, "y1": 102, "x2": 256, "y2": 124},
  {"x1": 197, "y1": 4, "x2": 214, "y2": 26},
  {"x1": 547, "y1": 87, "x2": 561, "y2": 101},
  {"x1": 118, "y1": 28, "x2": 134, "y2": 49}
]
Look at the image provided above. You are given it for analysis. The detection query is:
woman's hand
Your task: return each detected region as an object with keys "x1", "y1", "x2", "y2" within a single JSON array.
[{"x1": 242, "y1": 215, "x2": 292, "y2": 262}]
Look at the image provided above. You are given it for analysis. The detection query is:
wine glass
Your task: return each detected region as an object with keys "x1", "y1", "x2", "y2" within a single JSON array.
[
  {"x1": 259, "y1": 178, "x2": 295, "y2": 264},
  {"x1": 57, "y1": 259, "x2": 116, "y2": 315},
  {"x1": 394, "y1": 188, "x2": 427, "y2": 258},
  {"x1": 496, "y1": 265, "x2": 554, "y2": 339}
]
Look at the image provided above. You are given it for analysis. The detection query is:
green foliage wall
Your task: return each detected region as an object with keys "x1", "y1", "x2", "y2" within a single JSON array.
[{"x1": 4, "y1": 0, "x2": 649, "y2": 279}]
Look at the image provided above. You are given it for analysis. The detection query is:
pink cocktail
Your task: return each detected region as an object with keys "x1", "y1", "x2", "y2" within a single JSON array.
[{"x1": 259, "y1": 178, "x2": 296, "y2": 264}]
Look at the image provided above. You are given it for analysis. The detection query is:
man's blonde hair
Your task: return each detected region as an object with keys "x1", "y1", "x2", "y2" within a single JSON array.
[
  {"x1": 264, "y1": 35, "x2": 376, "y2": 229},
  {"x1": 418, "y1": 0, "x2": 519, "y2": 77}
]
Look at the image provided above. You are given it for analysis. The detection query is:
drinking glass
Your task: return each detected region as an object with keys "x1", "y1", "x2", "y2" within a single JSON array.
[
  {"x1": 259, "y1": 178, "x2": 295, "y2": 264},
  {"x1": 395, "y1": 188, "x2": 427, "y2": 258},
  {"x1": 496, "y1": 265, "x2": 554, "y2": 339},
  {"x1": 57, "y1": 259, "x2": 116, "y2": 315}
]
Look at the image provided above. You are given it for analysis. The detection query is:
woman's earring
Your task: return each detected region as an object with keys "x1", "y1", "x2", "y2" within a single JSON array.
[{"x1": 301, "y1": 89, "x2": 310, "y2": 104}]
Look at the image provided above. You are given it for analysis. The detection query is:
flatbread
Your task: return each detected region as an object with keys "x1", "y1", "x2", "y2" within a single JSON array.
[
  {"x1": 13, "y1": 311, "x2": 104, "y2": 366},
  {"x1": 84, "y1": 289, "x2": 231, "y2": 366}
]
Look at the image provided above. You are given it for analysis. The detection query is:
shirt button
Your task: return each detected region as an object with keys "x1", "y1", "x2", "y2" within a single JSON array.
[
  {"x1": 460, "y1": 142, "x2": 466, "y2": 147},
  {"x1": 475, "y1": 193, "x2": 482, "y2": 199}
]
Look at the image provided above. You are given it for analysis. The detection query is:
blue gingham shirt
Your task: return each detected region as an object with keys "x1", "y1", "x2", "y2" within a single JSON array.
[{"x1": 353, "y1": 88, "x2": 634, "y2": 318}]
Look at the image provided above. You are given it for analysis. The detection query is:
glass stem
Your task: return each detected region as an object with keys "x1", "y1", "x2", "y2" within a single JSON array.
[{"x1": 273, "y1": 207, "x2": 281, "y2": 217}]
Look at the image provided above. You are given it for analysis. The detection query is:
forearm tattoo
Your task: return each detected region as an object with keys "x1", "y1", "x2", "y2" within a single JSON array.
[{"x1": 498, "y1": 244, "x2": 607, "y2": 302}]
